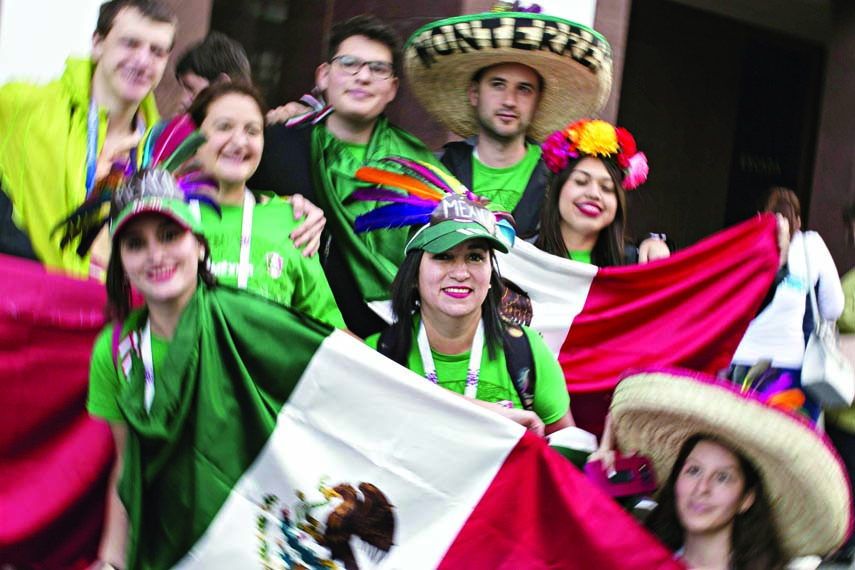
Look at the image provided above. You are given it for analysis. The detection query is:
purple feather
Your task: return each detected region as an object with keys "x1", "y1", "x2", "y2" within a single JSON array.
[
  {"x1": 380, "y1": 157, "x2": 453, "y2": 195},
  {"x1": 353, "y1": 187, "x2": 438, "y2": 208},
  {"x1": 354, "y1": 202, "x2": 433, "y2": 233},
  {"x1": 187, "y1": 194, "x2": 222, "y2": 217},
  {"x1": 150, "y1": 114, "x2": 196, "y2": 168}
]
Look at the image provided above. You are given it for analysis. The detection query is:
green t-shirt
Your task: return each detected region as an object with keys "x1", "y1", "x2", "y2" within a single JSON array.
[
  {"x1": 88, "y1": 310, "x2": 168, "y2": 422},
  {"x1": 200, "y1": 195, "x2": 345, "y2": 328},
  {"x1": 341, "y1": 141, "x2": 368, "y2": 165},
  {"x1": 365, "y1": 317, "x2": 569, "y2": 425},
  {"x1": 567, "y1": 250, "x2": 592, "y2": 264},
  {"x1": 472, "y1": 143, "x2": 542, "y2": 213}
]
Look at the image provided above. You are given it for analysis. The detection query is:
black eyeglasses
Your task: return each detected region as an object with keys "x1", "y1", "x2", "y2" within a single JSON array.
[{"x1": 330, "y1": 55, "x2": 394, "y2": 80}]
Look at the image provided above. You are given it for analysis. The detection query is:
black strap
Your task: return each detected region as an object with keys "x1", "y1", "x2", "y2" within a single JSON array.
[
  {"x1": 377, "y1": 323, "x2": 536, "y2": 411},
  {"x1": 502, "y1": 325, "x2": 536, "y2": 411}
]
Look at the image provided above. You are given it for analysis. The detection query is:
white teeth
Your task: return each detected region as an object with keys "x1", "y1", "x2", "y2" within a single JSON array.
[{"x1": 445, "y1": 287, "x2": 470, "y2": 293}]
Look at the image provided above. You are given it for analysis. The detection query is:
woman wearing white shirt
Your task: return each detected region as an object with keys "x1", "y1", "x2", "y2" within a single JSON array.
[{"x1": 730, "y1": 187, "x2": 844, "y2": 420}]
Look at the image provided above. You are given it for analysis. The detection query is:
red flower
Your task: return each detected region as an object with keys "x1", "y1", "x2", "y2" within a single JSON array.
[{"x1": 615, "y1": 127, "x2": 637, "y2": 168}]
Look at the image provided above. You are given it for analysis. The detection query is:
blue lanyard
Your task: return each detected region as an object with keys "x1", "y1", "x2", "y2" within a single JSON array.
[
  {"x1": 84, "y1": 102, "x2": 147, "y2": 197},
  {"x1": 84, "y1": 100, "x2": 99, "y2": 197}
]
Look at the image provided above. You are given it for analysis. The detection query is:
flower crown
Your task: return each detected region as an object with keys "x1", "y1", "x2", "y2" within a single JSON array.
[{"x1": 541, "y1": 119, "x2": 649, "y2": 190}]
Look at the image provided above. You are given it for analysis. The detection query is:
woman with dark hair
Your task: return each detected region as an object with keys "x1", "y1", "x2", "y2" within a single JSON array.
[
  {"x1": 602, "y1": 368, "x2": 850, "y2": 569},
  {"x1": 645, "y1": 435, "x2": 784, "y2": 570},
  {"x1": 729, "y1": 187, "x2": 844, "y2": 422},
  {"x1": 534, "y1": 119, "x2": 670, "y2": 266},
  {"x1": 186, "y1": 80, "x2": 344, "y2": 328},
  {"x1": 80, "y1": 155, "x2": 343, "y2": 567},
  {"x1": 359, "y1": 178, "x2": 574, "y2": 434}
]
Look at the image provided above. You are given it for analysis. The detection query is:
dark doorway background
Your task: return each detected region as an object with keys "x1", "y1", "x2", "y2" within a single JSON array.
[{"x1": 618, "y1": 0, "x2": 824, "y2": 247}]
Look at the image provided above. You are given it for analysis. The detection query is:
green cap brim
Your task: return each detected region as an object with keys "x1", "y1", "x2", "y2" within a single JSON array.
[
  {"x1": 111, "y1": 196, "x2": 202, "y2": 239},
  {"x1": 405, "y1": 220, "x2": 509, "y2": 254}
]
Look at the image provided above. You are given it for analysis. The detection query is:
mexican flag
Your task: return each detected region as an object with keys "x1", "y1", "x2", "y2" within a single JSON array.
[
  {"x1": 1, "y1": 213, "x2": 776, "y2": 568},
  {"x1": 497, "y1": 214, "x2": 780, "y2": 435},
  {"x1": 117, "y1": 285, "x2": 683, "y2": 570}
]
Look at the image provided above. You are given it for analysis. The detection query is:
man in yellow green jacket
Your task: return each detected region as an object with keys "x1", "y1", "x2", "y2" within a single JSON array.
[{"x1": 0, "y1": 0, "x2": 176, "y2": 278}]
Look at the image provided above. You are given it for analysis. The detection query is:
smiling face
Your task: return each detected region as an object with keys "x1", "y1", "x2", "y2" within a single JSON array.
[
  {"x1": 91, "y1": 7, "x2": 175, "y2": 106},
  {"x1": 675, "y1": 440, "x2": 755, "y2": 538},
  {"x1": 316, "y1": 34, "x2": 399, "y2": 127},
  {"x1": 417, "y1": 239, "x2": 492, "y2": 324},
  {"x1": 469, "y1": 62, "x2": 541, "y2": 143},
  {"x1": 558, "y1": 157, "x2": 620, "y2": 249},
  {"x1": 118, "y1": 213, "x2": 203, "y2": 311},
  {"x1": 196, "y1": 92, "x2": 264, "y2": 191}
]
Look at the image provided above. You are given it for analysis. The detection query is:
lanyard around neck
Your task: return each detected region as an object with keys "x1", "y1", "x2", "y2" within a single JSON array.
[
  {"x1": 85, "y1": 102, "x2": 146, "y2": 197},
  {"x1": 141, "y1": 320, "x2": 155, "y2": 413},
  {"x1": 237, "y1": 189, "x2": 256, "y2": 289},
  {"x1": 417, "y1": 319, "x2": 484, "y2": 399}
]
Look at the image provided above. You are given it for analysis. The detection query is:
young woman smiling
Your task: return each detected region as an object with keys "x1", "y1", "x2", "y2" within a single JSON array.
[
  {"x1": 535, "y1": 119, "x2": 669, "y2": 266},
  {"x1": 362, "y1": 190, "x2": 574, "y2": 435},
  {"x1": 602, "y1": 368, "x2": 851, "y2": 570},
  {"x1": 187, "y1": 80, "x2": 345, "y2": 328}
]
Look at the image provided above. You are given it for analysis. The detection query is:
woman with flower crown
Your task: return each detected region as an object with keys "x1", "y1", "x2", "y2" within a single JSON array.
[{"x1": 534, "y1": 119, "x2": 669, "y2": 266}]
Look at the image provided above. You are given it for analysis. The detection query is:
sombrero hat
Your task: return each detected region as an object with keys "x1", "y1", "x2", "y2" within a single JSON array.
[
  {"x1": 610, "y1": 367, "x2": 851, "y2": 558},
  {"x1": 403, "y1": 11, "x2": 613, "y2": 142}
]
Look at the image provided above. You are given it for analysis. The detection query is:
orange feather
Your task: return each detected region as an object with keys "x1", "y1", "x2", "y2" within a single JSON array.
[{"x1": 356, "y1": 167, "x2": 445, "y2": 201}]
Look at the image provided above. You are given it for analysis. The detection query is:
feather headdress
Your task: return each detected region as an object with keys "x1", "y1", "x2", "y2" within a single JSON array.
[
  {"x1": 54, "y1": 114, "x2": 217, "y2": 256},
  {"x1": 352, "y1": 157, "x2": 516, "y2": 253}
]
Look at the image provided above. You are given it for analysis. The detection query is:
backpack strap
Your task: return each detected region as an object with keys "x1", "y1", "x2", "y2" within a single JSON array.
[
  {"x1": 503, "y1": 325, "x2": 536, "y2": 411},
  {"x1": 376, "y1": 325, "x2": 408, "y2": 367}
]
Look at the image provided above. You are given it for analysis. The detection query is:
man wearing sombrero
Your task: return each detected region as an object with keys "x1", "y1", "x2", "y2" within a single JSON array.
[{"x1": 403, "y1": 3, "x2": 613, "y2": 236}]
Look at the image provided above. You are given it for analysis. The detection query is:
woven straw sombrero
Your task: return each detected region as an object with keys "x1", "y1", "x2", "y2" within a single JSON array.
[
  {"x1": 611, "y1": 368, "x2": 851, "y2": 558},
  {"x1": 403, "y1": 12, "x2": 613, "y2": 142}
]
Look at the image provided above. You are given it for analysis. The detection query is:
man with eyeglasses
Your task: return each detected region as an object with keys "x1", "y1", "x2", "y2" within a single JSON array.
[{"x1": 252, "y1": 15, "x2": 442, "y2": 338}]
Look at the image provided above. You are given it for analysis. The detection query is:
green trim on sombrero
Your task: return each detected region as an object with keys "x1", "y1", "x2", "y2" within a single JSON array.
[{"x1": 404, "y1": 12, "x2": 613, "y2": 142}]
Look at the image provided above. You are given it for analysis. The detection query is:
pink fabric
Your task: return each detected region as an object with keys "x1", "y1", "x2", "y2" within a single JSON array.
[
  {"x1": 0, "y1": 254, "x2": 111, "y2": 569},
  {"x1": 440, "y1": 431, "x2": 686, "y2": 569},
  {"x1": 564, "y1": 215, "x2": 779, "y2": 436}
]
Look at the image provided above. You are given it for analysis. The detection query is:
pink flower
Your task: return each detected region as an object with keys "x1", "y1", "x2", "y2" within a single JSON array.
[
  {"x1": 623, "y1": 152, "x2": 649, "y2": 190},
  {"x1": 541, "y1": 131, "x2": 571, "y2": 174}
]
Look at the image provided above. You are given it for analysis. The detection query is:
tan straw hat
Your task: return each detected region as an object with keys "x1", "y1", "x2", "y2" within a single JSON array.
[
  {"x1": 611, "y1": 368, "x2": 851, "y2": 558},
  {"x1": 403, "y1": 12, "x2": 613, "y2": 142}
]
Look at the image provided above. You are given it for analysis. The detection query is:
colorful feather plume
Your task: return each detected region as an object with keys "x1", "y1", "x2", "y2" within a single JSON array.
[
  {"x1": 54, "y1": 163, "x2": 126, "y2": 256},
  {"x1": 353, "y1": 157, "x2": 490, "y2": 234},
  {"x1": 55, "y1": 114, "x2": 214, "y2": 257}
]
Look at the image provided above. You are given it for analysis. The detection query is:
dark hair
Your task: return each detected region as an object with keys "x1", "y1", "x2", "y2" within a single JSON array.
[
  {"x1": 534, "y1": 156, "x2": 627, "y2": 267},
  {"x1": 326, "y1": 14, "x2": 401, "y2": 77},
  {"x1": 105, "y1": 230, "x2": 216, "y2": 321},
  {"x1": 175, "y1": 31, "x2": 251, "y2": 83},
  {"x1": 187, "y1": 79, "x2": 269, "y2": 127},
  {"x1": 94, "y1": 0, "x2": 176, "y2": 39},
  {"x1": 384, "y1": 246, "x2": 504, "y2": 365},
  {"x1": 471, "y1": 62, "x2": 545, "y2": 94},
  {"x1": 763, "y1": 187, "x2": 801, "y2": 240},
  {"x1": 645, "y1": 435, "x2": 786, "y2": 570}
]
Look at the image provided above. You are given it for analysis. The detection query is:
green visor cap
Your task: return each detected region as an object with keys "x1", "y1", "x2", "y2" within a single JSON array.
[
  {"x1": 111, "y1": 196, "x2": 202, "y2": 239},
  {"x1": 405, "y1": 219, "x2": 509, "y2": 255}
]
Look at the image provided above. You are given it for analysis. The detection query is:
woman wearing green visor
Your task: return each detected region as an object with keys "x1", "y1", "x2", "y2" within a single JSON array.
[
  {"x1": 56, "y1": 129, "x2": 336, "y2": 569},
  {"x1": 358, "y1": 159, "x2": 574, "y2": 435}
]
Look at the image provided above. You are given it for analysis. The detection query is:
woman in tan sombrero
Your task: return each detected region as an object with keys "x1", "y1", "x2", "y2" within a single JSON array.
[{"x1": 595, "y1": 367, "x2": 851, "y2": 569}]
